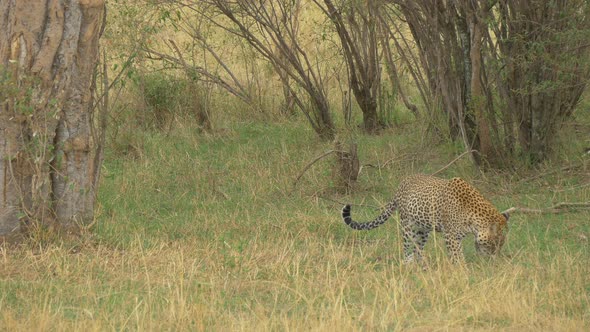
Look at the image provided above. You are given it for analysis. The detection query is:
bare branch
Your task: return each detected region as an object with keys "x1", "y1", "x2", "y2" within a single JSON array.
[
  {"x1": 431, "y1": 150, "x2": 478, "y2": 176},
  {"x1": 318, "y1": 196, "x2": 381, "y2": 210},
  {"x1": 292, "y1": 150, "x2": 338, "y2": 189},
  {"x1": 192, "y1": 0, "x2": 335, "y2": 138},
  {"x1": 502, "y1": 203, "x2": 590, "y2": 215},
  {"x1": 518, "y1": 162, "x2": 586, "y2": 184},
  {"x1": 143, "y1": 43, "x2": 253, "y2": 105}
]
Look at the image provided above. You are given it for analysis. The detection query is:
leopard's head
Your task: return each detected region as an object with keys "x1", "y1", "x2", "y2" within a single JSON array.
[{"x1": 475, "y1": 211, "x2": 510, "y2": 255}]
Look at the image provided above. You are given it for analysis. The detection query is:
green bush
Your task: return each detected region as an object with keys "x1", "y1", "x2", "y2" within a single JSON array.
[{"x1": 140, "y1": 72, "x2": 192, "y2": 129}]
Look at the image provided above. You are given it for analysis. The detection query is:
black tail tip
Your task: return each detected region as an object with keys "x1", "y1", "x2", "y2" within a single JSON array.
[{"x1": 342, "y1": 204, "x2": 351, "y2": 212}]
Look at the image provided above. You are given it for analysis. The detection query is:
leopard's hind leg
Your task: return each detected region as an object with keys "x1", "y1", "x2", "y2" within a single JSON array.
[{"x1": 401, "y1": 221, "x2": 431, "y2": 264}]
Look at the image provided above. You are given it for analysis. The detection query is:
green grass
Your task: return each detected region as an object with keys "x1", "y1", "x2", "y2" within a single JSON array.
[{"x1": 1, "y1": 116, "x2": 589, "y2": 331}]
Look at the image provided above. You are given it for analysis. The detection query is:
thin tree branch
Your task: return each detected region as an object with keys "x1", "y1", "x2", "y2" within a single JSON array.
[
  {"x1": 431, "y1": 150, "x2": 478, "y2": 176},
  {"x1": 292, "y1": 150, "x2": 338, "y2": 188}
]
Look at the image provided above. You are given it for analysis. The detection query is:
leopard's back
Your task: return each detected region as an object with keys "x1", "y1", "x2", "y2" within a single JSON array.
[{"x1": 394, "y1": 174, "x2": 448, "y2": 230}]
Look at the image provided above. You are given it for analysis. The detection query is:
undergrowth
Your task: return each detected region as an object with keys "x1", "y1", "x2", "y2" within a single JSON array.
[{"x1": 1, "y1": 105, "x2": 589, "y2": 330}]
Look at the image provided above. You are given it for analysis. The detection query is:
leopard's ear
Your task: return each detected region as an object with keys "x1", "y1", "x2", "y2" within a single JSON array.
[{"x1": 502, "y1": 212, "x2": 510, "y2": 222}]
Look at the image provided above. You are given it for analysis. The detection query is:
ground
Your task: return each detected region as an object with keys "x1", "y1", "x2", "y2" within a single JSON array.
[{"x1": 1, "y1": 119, "x2": 589, "y2": 330}]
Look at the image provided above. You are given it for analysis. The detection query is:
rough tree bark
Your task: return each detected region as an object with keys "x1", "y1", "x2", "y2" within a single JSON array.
[
  {"x1": 465, "y1": 2, "x2": 495, "y2": 163},
  {"x1": 0, "y1": 0, "x2": 106, "y2": 237},
  {"x1": 333, "y1": 140, "x2": 359, "y2": 194},
  {"x1": 276, "y1": 0, "x2": 301, "y2": 117}
]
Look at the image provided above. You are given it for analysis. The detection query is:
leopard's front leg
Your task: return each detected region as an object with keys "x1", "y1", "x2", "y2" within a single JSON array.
[{"x1": 444, "y1": 231, "x2": 466, "y2": 264}]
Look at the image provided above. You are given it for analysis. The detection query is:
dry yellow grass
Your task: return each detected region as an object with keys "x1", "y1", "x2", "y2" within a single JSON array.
[{"x1": 1, "y1": 227, "x2": 589, "y2": 331}]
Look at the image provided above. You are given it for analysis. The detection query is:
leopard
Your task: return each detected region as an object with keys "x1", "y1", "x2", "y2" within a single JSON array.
[{"x1": 342, "y1": 174, "x2": 509, "y2": 264}]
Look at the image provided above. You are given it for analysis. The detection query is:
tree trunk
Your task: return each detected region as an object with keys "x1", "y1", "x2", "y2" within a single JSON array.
[
  {"x1": 333, "y1": 140, "x2": 359, "y2": 194},
  {"x1": 360, "y1": 98, "x2": 379, "y2": 133},
  {"x1": 319, "y1": 0, "x2": 382, "y2": 133},
  {"x1": 0, "y1": 0, "x2": 105, "y2": 237},
  {"x1": 467, "y1": 8, "x2": 494, "y2": 165}
]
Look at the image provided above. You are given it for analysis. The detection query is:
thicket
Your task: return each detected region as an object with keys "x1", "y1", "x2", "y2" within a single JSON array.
[{"x1": 105, "y1": 0, "x2": 590, "y2": 169}]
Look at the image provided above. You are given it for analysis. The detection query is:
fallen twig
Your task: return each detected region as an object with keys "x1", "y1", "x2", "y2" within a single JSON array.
[
  {"x1": 502, "y1": 202, "x2": 590, "y2": 215},
  {"x1": 518, "y1": 162, "x2": 586, "y2": 183},
  {"x1": 293, "y1": 150, "x2": 339, "y2": 188},
  {"x1": 361, "y1": 152, "x2": 422, "y2": 171},
  {"x1": 362, "y1": 156, "x2": 399, "y2": 170},
  {"x1": 431, "y1": 150, "x2": 478, "y2": 176},
  {"x1": 318, "y1": 196, "x2": 381, "y2": 210},
  {"x1": 555, "y1": 182, "x2": 590, "y2": 192}
]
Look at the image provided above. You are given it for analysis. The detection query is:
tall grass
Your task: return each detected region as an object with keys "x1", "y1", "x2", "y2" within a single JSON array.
[{"x1": 1, "y1": 105, "x2": 589, "y2": 330}]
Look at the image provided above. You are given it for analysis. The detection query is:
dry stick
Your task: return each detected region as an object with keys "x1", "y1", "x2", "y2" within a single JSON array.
[
  {"x1": 362, "y1": 157, "x2": 398, "y2": 170},
  {"x1": 431, "y1": 150, "x2": 478, "y2": 176},
  {"x1": 518, "y1": 163, "x2": 585, "y2": 183},
  {"x1": 363, "y1": 150, "x2": 475, "y2": 175},
  {"x1": 362, "y1": 152, "x2": 422, "y2": 171},
  {"x1": 358, "y1": 157, "x2": 417, "y2": 179},
  {"x1": 318, "y1": 196, "x2": 381, "y2": 210},
  {"x1": 292, "y1": 150, "x2": 337, "y2": 188},
  {"x1": 556, "y1": 182, "x2": 590, "y2": 192},
  {"x1": 294, "y1": 150, "x2": 381, "y2": 210},
  {"x1": 502, "y1": 202, "x2": 590, "y2": 215}
]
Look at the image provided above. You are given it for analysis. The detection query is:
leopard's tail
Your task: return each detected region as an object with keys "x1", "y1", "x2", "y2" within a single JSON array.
[{"x1": 342, "y1": 202, "x2": 397, "y2": 230}]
